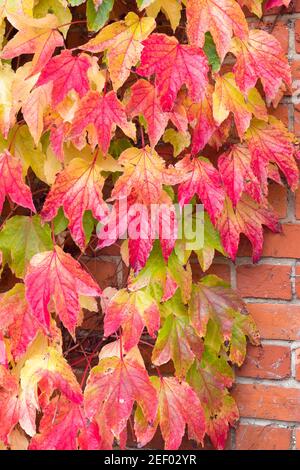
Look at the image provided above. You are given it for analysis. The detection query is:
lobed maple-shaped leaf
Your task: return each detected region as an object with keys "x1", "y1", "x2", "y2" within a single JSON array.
[
  {"x1": 29, "y1": 396, "x2": 83, "y2": 450},
  {"x1": 19, "y1": 347, "x2": 83, "y2": 436},
  {"x1": 36, "y1": 50, "x2": 92, "y2": 106},
  {"x1": 137, "y1": 33, "x2": 209, "y2": 111},
  {"x1": 176, "y1": 155, "x2": 225, "y2": 225},
  {"x1": 218, "y1": 143, "x2": 261, "y2": 207},
  {"x1": 1, "y1": 13, "x2": 64, "y2": 76},
  {"x1": 22, "y1": 83, "x2": 52, "y2": 146},
  {"x1": 81, "y1": 12, "x2": 155, "y2": 90},
  {"x1": 152, "y1": 292, "x2": 203, "y2": 378},
  {"x1": 245, "y1": 117, "x2": 299, "y2": 192},
  {"x1": 145, "y1": 0, "x2": 182, "y2": 32},
  {"x1": 186, "y1": 0, "x2": 248, "y2": 61},
  {"x1": 0, "y1": 150, "x2": 35, "y2": 213},
  {"x1": 126, "y1": 79, "x2": 184, "y2": 148},
  {"x1": 0, "y1": 215, "x2": 53, "y2": 278},
  {"x1": 70, "y1": 91, "x2": 136, "y2": 154},
  {"x1": 24, "y1": 245, "x2": 102, "y2": 336},
  {"x1": 112, "y1": 146, "x2": 182, "y2": 204},
  {"x1": 216, "y1": 194, "x2": 280, "y2": 262},
  {"x1": 188, "y1": 275, "x2": 260, "y2": 364},
  {"x1": 187, "y1": 349, "x2": 238, "y2": 450},
  {"x1": 0, "y1": 366, "x2": 20, "y2": 444},
  {"x1": 103, "y1": 287, "x2": 160, "y2": 351},
  {"x1": 175, "y1": 211, "x2": 225, "y2": 272},
  {"x1": 212, "y1": 73, "x2": 267, "y2": 139},
  {"x1": 0, "y1": 284, "x2": 40, "y2": 361},
  {"x1": 84, "y1": 345, "x2": 158, "y2": 437},
  {"x1": 188, "y1": 85, "x2": 218, "y2": 155},
  {"x1": 231, "y1": 30, "x2": 291, "y2": 102},
  {"x1": 99, "y1": 190, "x2": 178, "y2": 272},
  {"x1": 41, "y1": 158, "x2": 109, "y2": 249},
  {"x1": 128, "y1": 243, "x2": 192, "y2": 304},
  {"x1": 135, "y1": 376, "x2": 205, "y2": 450}
]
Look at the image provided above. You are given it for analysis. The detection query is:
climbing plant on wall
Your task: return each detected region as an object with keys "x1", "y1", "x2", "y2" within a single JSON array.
[{"x1": 0, "y1": 0, "x2": 298, "y2": 450}]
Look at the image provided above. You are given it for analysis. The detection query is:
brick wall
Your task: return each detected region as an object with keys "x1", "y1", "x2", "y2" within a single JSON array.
[
  {"x1": 212, "y1": 3, "x2": 300, "y2": 450},
  {"x1": 77, "y1": 3, "x2": 300, "y2": 451}
]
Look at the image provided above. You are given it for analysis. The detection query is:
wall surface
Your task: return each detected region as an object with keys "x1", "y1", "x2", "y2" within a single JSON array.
[{"x1": 75, "y1": 2, "x2": 300, "y2": 451}]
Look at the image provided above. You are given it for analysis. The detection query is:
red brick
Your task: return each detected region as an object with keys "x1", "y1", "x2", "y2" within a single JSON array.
[
  {"x1": 294, "y1": 265, "x2": 300, "y2": 298},
  {"x1": 192, "y1": 262, "x2": 231, "y2": 283},
  {"x1": 296, "y1": 429, "x2": 300, "y2": 450},
  {"x1": 295, "y1": 20, "x2": 300, "y2": 54},
  {"x1": 295, "y1": 348, "x2": 300, "y2": 381},
  {"x1": 238, "y1": 344, "x2": 291, "y2": 379},
  {"x1": 235, "y1": 425, "x2": 291, "y2": 450},
  {"x1": 268, "y1": 184, "x2": 288, "y2": 219},
  {"x1": 269, "y1": 103, "x2": 289, "y2": 127},
  {"x1": 233, "y1": 384, "x2": 300, "y2": 421},
  {"x1": 295, "y1": 189, "x2": 300, "y2": 219},
  {"x1": 294, "y1": 103, "x2": 300, "y2": 137},
  {"x1": 237, "y1": 264, "x2": 292, "y2": 299},
  {"x1": 247, "y1": 303, "x2": 300, "y2": 340},
  {"x1": 239, "y1": 225, "x2": 300, "y2": 258}
]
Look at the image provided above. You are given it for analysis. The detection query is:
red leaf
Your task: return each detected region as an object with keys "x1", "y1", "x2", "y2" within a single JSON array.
[
  {"x1": 231, "y1": 30, "x2": 291, "y2": 102},
  {"x1": 126, "y1": 79, "x2": 170, "y2": 147},
  {"x1": 29, "y1": 396, "x2": 83, "y2": 450},
  {"x1": 216, "y1": 195, "x2": 280, "y2": 261},
  {"x1": 103, "y1": 288, "x2": 160, "y2": 351},
  {"x1": 70, "y1": 91, "x2": 136, "y2": 154},
  {"x1": 36, "y1": 50, "x2": 92, "y2": 106},
  {"x1": 19, "y1": 347, "x2": 83, "y2": 436},
  {"x1": 218, "y1": 143, "x2": 261, "y2": 207},
  {"x1": 135, "y1": 376, "x2": 205, "y2": 450},
  {"x1": 24, "y1": 246, "x2": 102, "y2": 336},
  {"x1": 0, "y1": 150, "x2": 35, "y2": 213},
  {"x1": 0, "y1": 366, "x2": 19, "y2": 444},
  {"x1": 41, "y1": 158, "x2": 108, "y2": 249},
  {"x1": 0, "y1": 284, "x2": 40, "y2": 361},
  {"x1": 186, "y1": 0, "x2": 248, "y2": 61},
  {"x1": 84, "y1": 346, "x2": 158, "y2": 437},
  {"x1": 137, "y1": 33, "x2": 209, "y2": 111},
  {"x1": 245, "y1": 117, "x2": 299, "y2": 192},
  {"x1": 176, "y1": 155, "x2": 225, "y2": 224}
]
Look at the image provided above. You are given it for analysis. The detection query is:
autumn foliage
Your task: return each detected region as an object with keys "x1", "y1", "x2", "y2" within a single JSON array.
[{"x1": 0, "y1": 0, "x2": 298, "y2": 451}]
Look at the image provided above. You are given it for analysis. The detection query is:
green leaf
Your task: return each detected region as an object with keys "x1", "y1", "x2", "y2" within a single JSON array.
[
  {"x1": 87, "y1": 0, "x2": 114, "y2": 32},
  {"x1": 175, "y1": 212, "x2": 224, "y2": 271},
  {"x1": 83, "y1": 210, "x2": 97, "y2": 245},
  {"x1": 203, "y1": 32, "x2": 220, "y2": 72},
  {"x1": 53, "y1": 208, "x2": 69, "y2": 235},
  {"x1": 163, "y1": 128, "x2": 191, "y2": 157},
  {"x1": 109, "y1": 138, "x2": 132, "y2": 159},
  {"x1": 68, "y1": 0, "x2": 86, "y2": 5},
  {"x1": 0, "y1": 215, "x2": 53, "y2": 278},
  {"x1": 153, "y1": 292, "x2": 203, "y2": 378}
]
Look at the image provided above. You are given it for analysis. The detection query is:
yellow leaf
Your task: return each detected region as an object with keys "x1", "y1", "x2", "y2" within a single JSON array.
[
  {"x1": 44, "y1": 145, "x2": 63, "y2": 185},
  {"x1": 81, "y1": 12, "x2": 155, "y2": 90},
  {"x1": 163, "y1": 128, "x2": 191, "y2": 157},
  {"x1": 13, "y1": 124, "x2": 47, "y2": 181},
  {"x1": 146, "y1": 0, "x2": 182, "y2": 32},
  {"x1": 0, "y1": 62, "x2": 15, "y2": 138},
  {"x1": 23, "y1": 82, "x2": 52, "y2": 146},
  {"x1": 33, "y1": 0, "x2": 72, "y2": 38}
]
